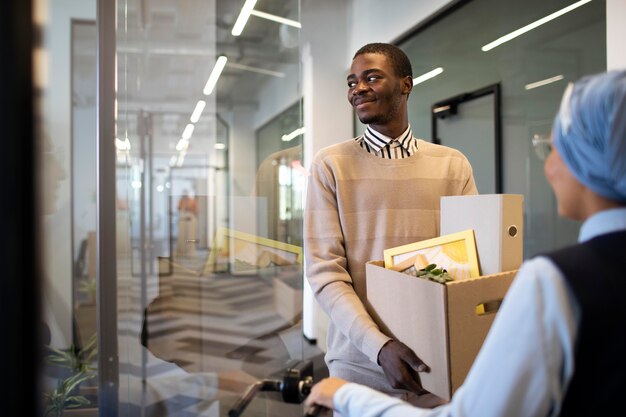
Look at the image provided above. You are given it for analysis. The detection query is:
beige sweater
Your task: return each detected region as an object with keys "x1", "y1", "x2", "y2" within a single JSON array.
[{"x1": 304, "y1": 138, "x2": 477, "y2": 392}]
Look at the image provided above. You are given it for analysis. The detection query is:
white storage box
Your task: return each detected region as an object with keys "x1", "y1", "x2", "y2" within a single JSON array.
[{"x1": 441, "y1": 194, "x2": 524, "y2": 275}]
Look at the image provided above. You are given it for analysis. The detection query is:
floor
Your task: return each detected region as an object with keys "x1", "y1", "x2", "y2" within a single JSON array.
[{"x1": 47, "y1": 249, "x2": 327, "y2": 417}]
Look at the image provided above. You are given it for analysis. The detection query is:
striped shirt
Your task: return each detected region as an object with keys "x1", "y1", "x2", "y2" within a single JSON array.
[{"x1": 355, "y1": 125, "x2": 418, "y2": 159}]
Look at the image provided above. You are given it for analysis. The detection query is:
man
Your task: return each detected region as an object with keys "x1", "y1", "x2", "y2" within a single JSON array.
[
  {"x1": 304, "y1": 43, "x2": 477, "y2": 404},
  {"x1": 305, "y1": 70, "x2": 626, "y2": 417}
]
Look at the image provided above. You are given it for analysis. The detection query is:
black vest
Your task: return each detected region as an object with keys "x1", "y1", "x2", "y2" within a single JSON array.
[{"x1": 545, "y1": 230, "x2": 626, "y2": 416}]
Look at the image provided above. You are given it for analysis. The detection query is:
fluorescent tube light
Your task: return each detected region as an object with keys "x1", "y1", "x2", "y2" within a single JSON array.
[
  {"x1": 525, "y1": 74, "x2": 565, "y2": 90},
  {"x1": 203, "y1": 55, "x2": 228, "y2": 95},
  {"x1": 281, "y1": 127, "x2": 305, "y2": 142},
  {"x1": 190, "y1": 100, "x2": 206, "y2": 123},
  {"x1": 232, "y1": 0, "x2": 257, "y2": 36},
  {"x1": 182, "y1": 123, "x2": 195, "y2": 140},
  {"x1": 413, "y1": 67, "x2": 444, "y2": 86},
  {"x1": 249, "y1": 10, "x2": 302, "y2": 28},
  {"x1": 433, "y1": 105, "x2": 452, "y2": 114},
  {"x1": 214, "y1": 143, "x2": 226, "y2": 150},
  {"x1": 481, "y1": 0, "x2": 592, "y2": 52},
  {"x1": 176, "y1": 138, "x2": 189, "y2": 151},
  {"x1": 228, "y1": 61, "x2": 285, "y2": 78}
]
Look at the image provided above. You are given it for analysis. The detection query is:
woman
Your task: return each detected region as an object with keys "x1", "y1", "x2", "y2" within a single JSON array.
[{"x1": 305, "y1": 70, "x2": 626, "y2": 417}]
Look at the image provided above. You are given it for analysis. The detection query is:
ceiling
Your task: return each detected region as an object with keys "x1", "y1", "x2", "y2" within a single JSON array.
[{"x1": 74, "y1": 0, "x2": 301, "y2": 158}]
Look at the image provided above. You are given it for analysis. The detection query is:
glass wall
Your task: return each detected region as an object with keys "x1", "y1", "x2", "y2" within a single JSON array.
[
  {"x1": 37, "y1": 1, "x2": 100, "y2": 416},
  {"x1": 37, "y1": 0, "x2": 320, "y2": 416},
  {"x1": 115, "y1": 0, "x2": 319, "y2": 415},
  {"x1": 397, "y1": 0, "x2": 606, "y2": 257},
  {"x1": 255, "y1": 101, "x2": 305, "y2": 246}
]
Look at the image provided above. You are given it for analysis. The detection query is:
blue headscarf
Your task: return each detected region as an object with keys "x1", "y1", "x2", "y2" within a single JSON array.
[{"x1": 552, "y1": 70, "x2": 626, "y2": 203}]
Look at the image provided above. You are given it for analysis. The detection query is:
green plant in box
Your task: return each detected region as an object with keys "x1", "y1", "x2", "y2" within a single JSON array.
[{"x1": 413, "y1": 263, "x2": 454, "y2": 284}]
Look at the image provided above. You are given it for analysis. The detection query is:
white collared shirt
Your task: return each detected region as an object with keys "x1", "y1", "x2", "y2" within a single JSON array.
[{"x1": 356, "y1": 125, "x2": 418, "y2": 159}]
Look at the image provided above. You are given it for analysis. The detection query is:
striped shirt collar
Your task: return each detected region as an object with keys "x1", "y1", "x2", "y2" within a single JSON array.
[
  {"x1": 359, "y1": 125, "x2": 419, "y2": 159},
  {"x1": 363, "y1": 125, "x2": 413, "y2": 153}
]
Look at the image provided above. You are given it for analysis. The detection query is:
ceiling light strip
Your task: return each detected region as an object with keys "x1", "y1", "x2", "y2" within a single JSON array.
[
  {"x1": 227, "y1": 62, "x2": 285, "y2": 78},
  {"x1": 525, "y1": 74, "x2": 565, "y2": 90},
  {"x1": 182, "y1": 123, "x2": 195, "y2": 140},
  {"x1": 190, "y1": 100, "x2": 206, "y2": 123},
  {"x1": 232, "y1": 0, "x2": 257, "y2": 36},
  {"x1": 249, "y1": 10, "x2": 302, "y2": 28},
  {"x1": 481, "y1": 0, "x2": 592, "y2": 52},
  {"x1": 176, "y1": 138, "x2": 189, "y2": 151},
  {"x1": 203, "y1": 55, "x2": 228, "y2": 95},
  {"x1": 281, "y1": 127, "x2": 305, "y2": 142},
  {"x1": 413, "y1": 67, "x2": 444, "y2": 86}
]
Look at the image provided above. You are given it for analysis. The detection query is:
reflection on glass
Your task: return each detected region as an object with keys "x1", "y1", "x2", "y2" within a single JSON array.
[
  {"x1": 531, "y1": 134, "x2": 552, "y2": 161},
  {"x1": 117, "y1": 1, "x2": 317, "y2": 416},
  {"x1": 37, "y1": 6, "x2": 100, "y2": 417}
]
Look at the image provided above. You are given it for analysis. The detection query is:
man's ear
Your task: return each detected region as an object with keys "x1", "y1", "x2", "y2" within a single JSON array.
[{"x1": 401, "y1": 76, "x2": 413, "y2": 96}]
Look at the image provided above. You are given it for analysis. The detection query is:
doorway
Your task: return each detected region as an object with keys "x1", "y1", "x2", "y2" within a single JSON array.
[{"x1": 431, "y1": 83, "x2": 502, "y2": 194}]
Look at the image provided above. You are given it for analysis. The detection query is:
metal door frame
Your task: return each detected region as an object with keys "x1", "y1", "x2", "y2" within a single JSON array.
[{"x1": 431, "y1": 83, "x2": 502, "y2": 193}]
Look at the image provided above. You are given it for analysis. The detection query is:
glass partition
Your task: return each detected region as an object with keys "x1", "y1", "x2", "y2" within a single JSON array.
[
  {"x1": 37, "y1": 2, "x2": 100, "y2": 416},
  {"x1": 37, "y1": 0, "x2": 318, "y2": 415},
  {"x1": 255, "y1": 101, "x2": 304, "y2": 246},
  {"x1": 397, "y1": 0, "x2": 606, "y2": 257},
  {"x1": 115, "y1": 1, "x2": 318, "y2": 416},
  {"x1": 71, "y1": 20, "x2": 98, "y2": 354}
]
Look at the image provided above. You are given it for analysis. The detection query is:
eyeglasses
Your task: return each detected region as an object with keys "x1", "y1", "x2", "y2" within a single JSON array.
[{"x1": 531, "y1": 134, "x2": 552, "y2": 161}]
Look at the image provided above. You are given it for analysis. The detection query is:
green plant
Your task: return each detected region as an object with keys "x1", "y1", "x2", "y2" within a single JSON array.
[
  {"x1": 44, "y1": 372, "x2": 95, "y2": 417},
  {"x1": 78, "y1": 277, "x2": 97, "y2": 304},
  {"x1": 409, "y1": 263, "x2": 454, "y2": 284},
  {"x1": 44, "y1": 333, "x2": 97, "y2": 417}
]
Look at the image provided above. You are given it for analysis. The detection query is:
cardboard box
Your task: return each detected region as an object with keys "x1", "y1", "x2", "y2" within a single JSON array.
[
  {"x1": 366, "y1": 261, "x2": 517, "y2": 400},
  {"x1": 441, "y1": 194, "x2": 524, "y2": 275}
]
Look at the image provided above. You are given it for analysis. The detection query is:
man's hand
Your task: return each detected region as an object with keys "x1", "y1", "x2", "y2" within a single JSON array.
[
  {"x1": 304, "y1": 377, "x2": 348, "y2": 411},
  {"x1": 378, "y1": 340, "x2": 430, "y2": 394}
]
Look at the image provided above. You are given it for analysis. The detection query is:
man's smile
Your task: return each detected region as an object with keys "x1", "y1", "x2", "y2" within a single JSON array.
[{"x1": 352, "y1": 97, "x2": 376, "y2": 108}]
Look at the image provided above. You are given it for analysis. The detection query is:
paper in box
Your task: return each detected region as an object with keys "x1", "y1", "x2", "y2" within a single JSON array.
[
  {"x1": 441, "y1": 194, "x2": 524, "y2": 275},
  {"x1": 366, "y1": 261, "x2": 516, "y2": 400}
]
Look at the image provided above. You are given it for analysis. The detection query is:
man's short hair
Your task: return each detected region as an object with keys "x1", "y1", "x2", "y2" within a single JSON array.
[{"x1": 353, "y1": 43, "x2": 413, "y2": 79}]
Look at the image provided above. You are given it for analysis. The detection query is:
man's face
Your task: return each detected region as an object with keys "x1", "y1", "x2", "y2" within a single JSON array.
[{"x1": 347, "y1": 53, "x2": 411, "y2": 129}]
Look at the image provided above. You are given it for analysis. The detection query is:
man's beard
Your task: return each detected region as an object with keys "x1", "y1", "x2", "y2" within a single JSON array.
[
  {"x1": 358, "y1": 112, "x2": 385, "y2": 125},
  {"x1": 357, "y1": 96, "x2": 402, "y2": 126}
]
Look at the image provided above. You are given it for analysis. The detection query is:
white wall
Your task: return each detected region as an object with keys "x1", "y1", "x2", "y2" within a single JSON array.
[
  {"x1": 300, "y1": 0, "x2": 353, "y2": 344},
  {"x1": 607, "y1": 0, "x2": 626, "y2": 70},
  {"x1": 347, "y1": 0, "x2": 451, "y2": 67},
  {"x1": 301, "y1": 0, "x2": 354, "y2": 158}
]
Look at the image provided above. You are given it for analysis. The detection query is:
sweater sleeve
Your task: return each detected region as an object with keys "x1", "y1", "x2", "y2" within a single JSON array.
[
  {"x1": 304, "y1": 155, "x2": 391, "y2": 363},
  {"x1": 461, "y1": 155, "x2": 478, "y2": 195}
]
